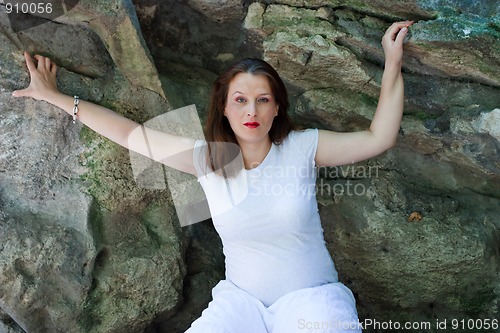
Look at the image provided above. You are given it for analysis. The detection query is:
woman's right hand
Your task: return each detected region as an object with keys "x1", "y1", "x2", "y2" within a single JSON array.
[{"x1": 12, "y1": 51, "x2": 59, "y2": 101}]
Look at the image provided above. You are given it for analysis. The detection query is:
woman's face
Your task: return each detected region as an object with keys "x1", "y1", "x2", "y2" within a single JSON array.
[{"x1": 224, "y1": 73, "x2": 279, "y2": 145}]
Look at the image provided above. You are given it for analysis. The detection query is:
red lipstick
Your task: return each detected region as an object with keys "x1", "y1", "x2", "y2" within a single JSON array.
[{"x1": 244, "y1": 122, "x2": 260, "y2": 128}]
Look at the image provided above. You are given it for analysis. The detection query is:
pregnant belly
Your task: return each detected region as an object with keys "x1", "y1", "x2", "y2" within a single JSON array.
[{"x1": 224, "y1": 242, "x2": 338, "y2": 307}]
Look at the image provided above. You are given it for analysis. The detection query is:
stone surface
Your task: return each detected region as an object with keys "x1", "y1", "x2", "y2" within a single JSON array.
[
  {"x1": 61, "y1": 0, "x2": 168, "y2": 99},
  {"x1": 474, "y1": 109, "x2": 500, "y2": 142},
  {"x1": 1, "y1": 0, "x2": 499, "y2": 332},
  {"x1": 1, "y1": 2, "x2": 185, "y2": 332},
  {"x1": 0, "y1": 307, "x2": 25, "y2": 333},
  {"x1": 145, "y1": 220, "x2": 225, "y2": 333}
]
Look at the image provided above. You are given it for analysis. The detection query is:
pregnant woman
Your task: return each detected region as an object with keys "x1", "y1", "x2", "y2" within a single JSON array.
[{"x1": 12, "y1": 21, "x2": 413, "y2": 333}]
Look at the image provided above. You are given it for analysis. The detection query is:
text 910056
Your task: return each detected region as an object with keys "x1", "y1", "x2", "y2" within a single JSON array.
[
  {"x1": 1, "y1": 0, "x2": 79, "y2": 32},
  {"x1": 5, "y1": 1, "x2": 53, "y2": 14}
]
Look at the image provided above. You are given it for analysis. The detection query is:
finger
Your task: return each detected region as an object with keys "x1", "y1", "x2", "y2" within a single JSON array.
[
  {"x1": 394, "y1": 26, "x2": 409, "y2": 45},
  {"x1": 385, "y1": 21, "x2": 413, "y2": 41},
  {"x1": 34, "y1": 55, "x2": 45, "y2": 70},
  {"x1": 45, "y1": 58, "x2": 51, "y2": 72},
  {"x1": 33, "y1": 54, "x2": 43, "y2": 69},
  {"x1": 12, "y1": 88, "x2": 30, "y2": 98},
  {"x1": 24, "y1": 51, "x2": 37, "y2": 73},
  {"x1": 392, "y1": 20, "x2": 414, "y2": 27},
  {"x1": 51, "y1": 62, "x2": 57, "y2": 75},
  {"x1": 384, "y1": 24, "x2": 402, "y2": 44}
]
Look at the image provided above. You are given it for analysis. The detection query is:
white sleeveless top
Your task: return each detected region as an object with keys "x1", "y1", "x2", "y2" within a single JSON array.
[{"x1": 194, "y1": 129, "x2": 338, "y2": 306}]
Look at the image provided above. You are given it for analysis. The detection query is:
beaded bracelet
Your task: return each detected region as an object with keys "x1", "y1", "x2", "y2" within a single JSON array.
[{"x1": 72, "y1": 95, "x2": 79, "y2": 123}]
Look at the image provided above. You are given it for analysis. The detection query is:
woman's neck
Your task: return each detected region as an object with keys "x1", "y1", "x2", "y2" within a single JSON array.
[{"x1": 238, "y1": 137, "x2": 272, "y2": 170}]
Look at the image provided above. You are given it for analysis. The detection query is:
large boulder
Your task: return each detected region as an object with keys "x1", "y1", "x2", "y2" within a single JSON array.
[{"x1": 0, "y1": 1, "x2": 186, "y2": 332}]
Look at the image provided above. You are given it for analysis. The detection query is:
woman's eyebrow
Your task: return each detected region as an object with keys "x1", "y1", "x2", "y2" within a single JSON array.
[{"x1": 231, "y1": 91, "x2": 272, "y2": 96}]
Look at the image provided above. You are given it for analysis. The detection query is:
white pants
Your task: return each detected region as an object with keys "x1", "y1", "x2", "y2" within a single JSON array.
[{"x1": 185, "y1": 280, "x2": 362, "y2": 333}]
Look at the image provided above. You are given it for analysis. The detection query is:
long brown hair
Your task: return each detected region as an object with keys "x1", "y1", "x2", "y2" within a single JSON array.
[{"x1": 203, "y1": 58, "x2": 295, "y2": 176}]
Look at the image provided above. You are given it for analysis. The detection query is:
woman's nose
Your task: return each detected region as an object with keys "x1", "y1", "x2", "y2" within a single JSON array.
[{"x1": 246, "y1": 103, "x2": 257, "y2": 117}]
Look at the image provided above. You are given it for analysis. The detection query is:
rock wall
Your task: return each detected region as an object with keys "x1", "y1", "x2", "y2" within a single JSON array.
[{"x1": 0, "y1": 0, "x2": 499, "y2": 332}]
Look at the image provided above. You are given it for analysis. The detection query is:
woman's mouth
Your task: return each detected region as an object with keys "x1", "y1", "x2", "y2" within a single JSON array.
[{"x1": 244, "y1": 122, "x2": 260, "y2": 129}]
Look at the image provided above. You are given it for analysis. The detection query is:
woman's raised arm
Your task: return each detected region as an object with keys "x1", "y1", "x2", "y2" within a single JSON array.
[
  {"x1": 315, "y1": 21, "x2": 413, "y2": 167},
  {"x1": 12, "y1": 52, "x2": 198, "y2": 175}
]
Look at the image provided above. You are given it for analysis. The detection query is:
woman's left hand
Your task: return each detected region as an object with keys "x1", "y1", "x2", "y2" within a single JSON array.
[{"x1": 382, "y1": 21, "x2": 414, "y2": 67}]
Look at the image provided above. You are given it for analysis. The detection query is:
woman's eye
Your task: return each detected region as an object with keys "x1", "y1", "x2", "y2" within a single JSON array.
[
  {"x1": 258, "y1": 97, "x2": 269, "y2": 103},
  {"x1": 236, "y1": 97, "x2": 246, "y2": 103}
]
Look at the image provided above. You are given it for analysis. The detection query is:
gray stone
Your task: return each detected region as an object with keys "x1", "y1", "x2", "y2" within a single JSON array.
[
  {"x1": 1, "y1": 2, "x2": 186, "y2": 332},
  {"x1": 0, "y1": 308, "x2": 25, "y2": 333},
  {"x1": 474, "y1": 109, "x2": 500, "y2": 142},
  {"x1": 61, "y1": 0, "x2": 168, "y2": 99}
]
